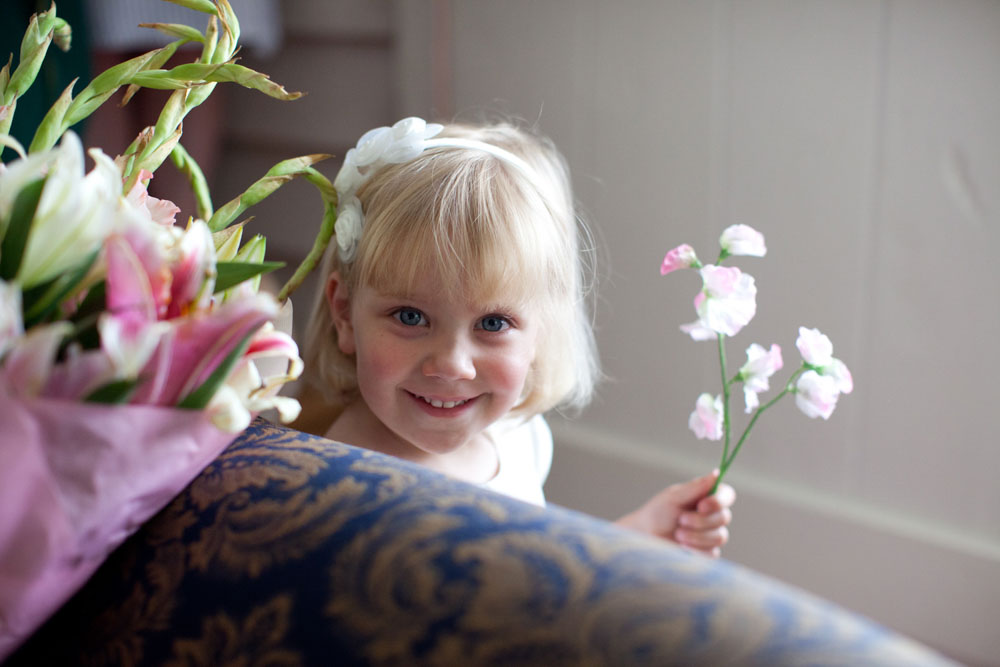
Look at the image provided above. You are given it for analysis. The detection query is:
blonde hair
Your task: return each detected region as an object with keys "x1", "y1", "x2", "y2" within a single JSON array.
[{"x1": 303, "y1": 121, "x2": 599, "y2": 419}]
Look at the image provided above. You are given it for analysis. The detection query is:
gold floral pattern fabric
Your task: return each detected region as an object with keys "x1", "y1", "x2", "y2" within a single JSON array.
[{"x1": 10, "y1": 418, "x2": 953, "y2": 666}]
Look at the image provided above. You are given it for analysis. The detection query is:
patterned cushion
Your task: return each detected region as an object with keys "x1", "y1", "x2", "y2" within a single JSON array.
[{"x1": 9, "y1": 418, "x2": 951, "y2": 665}]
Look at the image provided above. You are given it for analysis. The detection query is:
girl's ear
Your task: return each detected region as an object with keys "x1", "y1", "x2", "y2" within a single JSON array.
[{"x1": 326, "y1": 271, "x2": 356, "y2": 355}]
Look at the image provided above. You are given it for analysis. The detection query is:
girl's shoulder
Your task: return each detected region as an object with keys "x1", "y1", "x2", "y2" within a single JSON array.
[{"x1": 486, "y1": 415, "x2": 553, "y2": 502}]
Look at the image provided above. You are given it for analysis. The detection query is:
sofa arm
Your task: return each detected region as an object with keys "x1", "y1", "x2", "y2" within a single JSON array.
[{"x1": 10, "y1": 418, "x2": 953, "y2": 665}]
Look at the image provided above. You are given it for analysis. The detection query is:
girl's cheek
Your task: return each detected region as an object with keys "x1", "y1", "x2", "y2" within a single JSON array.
[
  {"x1": 359, "y1": 335, "x2": 412, "y2": 380},
  {"x1": 490, "y1": 346, "x2": 536, "y2": 392}
]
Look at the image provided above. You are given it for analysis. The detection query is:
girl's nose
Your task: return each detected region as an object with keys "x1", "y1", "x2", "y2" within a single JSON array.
[{"x1": 422, "y1": 335, "x2": 477, "y2": 380}]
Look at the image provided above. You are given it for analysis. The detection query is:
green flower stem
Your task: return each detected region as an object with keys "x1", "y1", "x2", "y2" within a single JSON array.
[
  {"x1": 0, "y1": 5, "x2": 71, "y2": 146},
  {"x1": 277, "y1": 168, "x2": 338, "y2": 302},
  {"x1": 717, "y1": 333, "x2": 732, "y2": 472},
  {"x1": 207, "y1": 155, "x2": 332, "y2": 232},
  {"x1": 711, "y1": 365, "x2": 807, "y2": 495},
  {"x1": 169, "y1": 142, "x2": 213, "y2": 220}
]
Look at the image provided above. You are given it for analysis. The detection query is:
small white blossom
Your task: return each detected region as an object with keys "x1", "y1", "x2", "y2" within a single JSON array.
[{"x1": 720, "y1": 224, "x2": 766, "y2": 257}]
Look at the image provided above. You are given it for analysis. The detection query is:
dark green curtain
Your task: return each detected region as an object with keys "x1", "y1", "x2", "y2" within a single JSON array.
[{"x1": 1, "y1": 0, "x2": 91, "y2": 150}]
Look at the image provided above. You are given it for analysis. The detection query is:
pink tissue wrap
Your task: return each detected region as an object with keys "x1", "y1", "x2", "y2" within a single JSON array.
[{"x1": 0, "y1": 395, "x2": 237, "y2": 660}]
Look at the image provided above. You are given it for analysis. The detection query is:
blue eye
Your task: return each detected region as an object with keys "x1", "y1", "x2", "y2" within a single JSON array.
[
  {"x1": 394, "y1": 308, "x2": 425, "y2": 326},
  {"x1": 479, "y1": 315, "x2": 509, "y2": 332}
]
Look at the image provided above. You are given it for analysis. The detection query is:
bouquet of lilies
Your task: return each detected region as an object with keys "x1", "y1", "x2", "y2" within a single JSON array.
[
  {"x1": 0, "y1": 1, "x2": 339, "y2": 656},
  {"x1": 660, "y1": 225, "x2": 854, "y2": 492}
]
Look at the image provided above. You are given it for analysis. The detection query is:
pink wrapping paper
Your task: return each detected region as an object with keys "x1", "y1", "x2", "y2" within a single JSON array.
[{"x1": 0, "y1": 395, "x2": 237, "y2": 660}]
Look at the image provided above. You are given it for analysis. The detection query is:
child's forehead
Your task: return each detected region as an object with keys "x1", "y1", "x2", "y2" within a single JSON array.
[{"x1": 369, "y1": 278, "x2": 531, "y2": 312}]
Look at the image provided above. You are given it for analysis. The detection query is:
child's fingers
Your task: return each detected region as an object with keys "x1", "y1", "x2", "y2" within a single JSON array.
[
  {"x1": 674, "y1": 525, "x2": 730, "y2": 553},
  {"x1": 679, "y1": 507, "x2": 732, "y2": 531},
  {"x1": 696, "y1": 482, "x2": 736, "y2": 514}
]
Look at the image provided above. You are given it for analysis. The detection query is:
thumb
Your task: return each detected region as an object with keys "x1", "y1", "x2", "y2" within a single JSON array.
[{"x1": 670, "y1": 469, "x2": 720, "y2": 508}]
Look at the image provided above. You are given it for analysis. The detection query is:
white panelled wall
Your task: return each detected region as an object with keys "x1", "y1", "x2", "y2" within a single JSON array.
[{"x1": 217, "y1": 1, "x2": 998, "y2": 664}]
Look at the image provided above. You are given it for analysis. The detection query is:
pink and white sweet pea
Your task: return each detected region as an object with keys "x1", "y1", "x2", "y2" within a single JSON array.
[
  {"x1": 660, "y1": 243, "x2": 698, "y2": 275},
  {"x1": 738, "y1": 343, "x2": 783, "y2": 412},
  {"x1": 720, "y1": 224, "x2": 766, "y2": 257},
  {"x1": 692, "y1": 265, "x2": 757, "y2": 337},
  {"x1": 689, "y1": 393, "x2": 724, "y2": 440},
  {"x1": 660, "y1": 224, "x2": 852, "y2": 492},
  {"x1": 796, "y1": 326, "x2": 834, "y2": 366},
  {"x1": 793, "y1": 326, "x2": 853, "y2": 419},
  {"x1": 795, "y1": 370, "x2": 840, "y2": 420}
]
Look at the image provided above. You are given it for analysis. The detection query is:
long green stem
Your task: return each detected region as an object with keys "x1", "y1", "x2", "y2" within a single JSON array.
[
  {"x1": 710, "y1": 365, "x2": 807, "y2": 494},
  {"x1": 717, "y1": 333, "x2": 731, "y2": 471}
]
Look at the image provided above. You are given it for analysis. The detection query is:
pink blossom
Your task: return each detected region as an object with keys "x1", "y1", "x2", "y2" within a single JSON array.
[
  {"x1": 132, "y1": 293, "x2": 279, "y2": 406},
  {"x1": 679, "y1": 318, "x2": 717, "y2": 341},
  {"x1": 720, "y1": 224, "x2": 766, "y2": 257},
  {"x1": 41, "y1": 347, "x2": 116, "y2": 400},
  {"x1": 795, "y1": 370, "x2": 840, "y2": 420},
  {"x1": 795, "y1": 326, "x2": 853, "y2": 396},
  {"x1": 166, "y1": 221, "x2": 216, "y2": 318},
  {"x1": 739, "y1": 343, "x2": 783, "y2": 412},
  {"x1": 0, "y1": 322, "x2": 72, "y2": 397},
  {"x1": 688, "y1": 393, "x2": 724, "y2": 440},
  {"x1": 125, "y1": 169, "x2": 180, "y2": 226},
  {"x1": 694, "y1": 265, "x2": 757, "y2": 337},
  {"x1": 796, "y1": 326, "x2": 834, "y2": 367},
  {"x1": 660, "y1": 243, "x2": 698, "y2": 275},
  {"x1": 825, "y1": 358, "x2": 854, "y2": 394},
  {"x1": 207, "y1": 324, "x2": 304, "y2": 431}
]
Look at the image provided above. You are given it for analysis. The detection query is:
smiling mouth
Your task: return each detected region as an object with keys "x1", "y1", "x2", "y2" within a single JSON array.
[{"x1": 411, "y1": 392, "x2": 471, "y2": 409}]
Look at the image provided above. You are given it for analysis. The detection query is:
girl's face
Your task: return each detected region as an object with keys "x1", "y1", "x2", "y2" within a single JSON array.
[{"x1": 334, "y1": 270, "x2": 540, "y2": 458}]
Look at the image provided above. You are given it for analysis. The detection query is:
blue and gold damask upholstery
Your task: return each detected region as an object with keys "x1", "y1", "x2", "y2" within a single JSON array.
[{"x1": 10, "y1": 418, "x2": 952, "y2": 665}]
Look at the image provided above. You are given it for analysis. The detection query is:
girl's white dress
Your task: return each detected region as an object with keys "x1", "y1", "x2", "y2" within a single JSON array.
[{"x1": 482, "y1": 415, "x2": 553, "y2": 507}]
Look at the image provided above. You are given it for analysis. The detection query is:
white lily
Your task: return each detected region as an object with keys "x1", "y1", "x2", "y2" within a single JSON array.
[{"x1": 12, "y1": 132, "x2": 122, "y2": 288}]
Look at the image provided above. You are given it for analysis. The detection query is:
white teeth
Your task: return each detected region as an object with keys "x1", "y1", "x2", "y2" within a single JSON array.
[{"x1": 421, "y1": 396, "x2": 467, "y2": 409}]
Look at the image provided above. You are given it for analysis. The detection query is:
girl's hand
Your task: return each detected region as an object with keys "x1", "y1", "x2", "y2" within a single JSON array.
[{"x1": 615, "y1": 470, "x2": 735, "y2": 558}]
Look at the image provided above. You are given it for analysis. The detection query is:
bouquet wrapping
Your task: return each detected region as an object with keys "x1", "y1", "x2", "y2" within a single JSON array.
[{"x1": 0, "y1": 396, "x2": 234, "y2": 657}]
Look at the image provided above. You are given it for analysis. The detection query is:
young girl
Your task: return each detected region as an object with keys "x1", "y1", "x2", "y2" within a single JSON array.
[{"x1": 302, "y1": 117, "x2": 734, "y2": 556}]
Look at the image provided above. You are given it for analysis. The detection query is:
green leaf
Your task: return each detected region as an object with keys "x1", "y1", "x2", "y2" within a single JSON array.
[
  {"x1": 207, "y1": 156, "x2": 331, "y2": 232},
  {"x1": 138, "y1": 22, "x2": 206, "y2": 43},
  {"x1": 177, "y1": 328, "x2": 256, "y2": 410},
  {"x1": 164, "y1": 0, "x2": 220, "y2": 15},
  {"x1": 22, "y1": 250, "x2": 99, "y2": 327},
  {"x1": 170, "y1": 142, "x2": 213, "y2": 219},
  {"x1": 0, "y1": 177, "x2": 44, "y2": 280},
  {"x1": 133, "y1": 62, "x2": 302, "y2": 101},
  {"x1": 28, "y1": 78, "x2": 76, "y2": 153},
  {"x1": 214, "y1": 260, "x2": 284, "y2": 293},
  {"x1": 85, "y1": 378, "x2": 141, "y2": 405}
]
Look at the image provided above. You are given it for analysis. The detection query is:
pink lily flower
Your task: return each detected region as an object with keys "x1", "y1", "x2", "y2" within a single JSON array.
[
  {"x1": 41, "y1": 347, "x2": 116, "y2": 400},
  {"x1": 124, "y1": 169, "x2": 181, "y2": 227},
  {"x1": 206, "y1": 322, "x2": 303, "y2": 431},
  {"x1": 133, "y1": 293, "x2": 279, "y2": 406},
  {"x1": 0, "y1": 322, "x2": 72, "y2": 397},
  {"x1": 165, "y1": 221, "x2": 216, "y2": 319}
]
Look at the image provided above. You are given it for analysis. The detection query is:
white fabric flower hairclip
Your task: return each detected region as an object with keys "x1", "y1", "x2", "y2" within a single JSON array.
[{"x1": 332, "y1": 117, "x2": 535, "y2": 262}]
